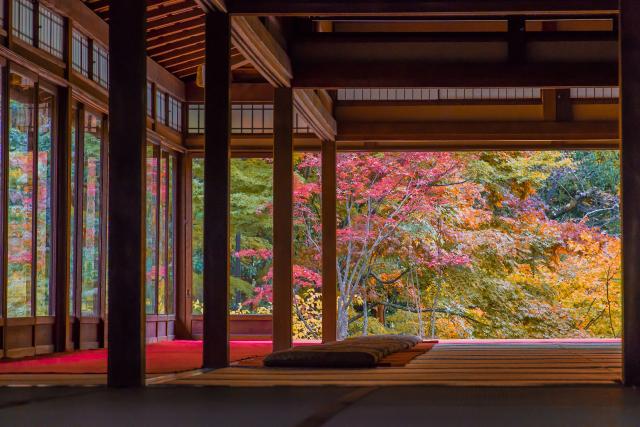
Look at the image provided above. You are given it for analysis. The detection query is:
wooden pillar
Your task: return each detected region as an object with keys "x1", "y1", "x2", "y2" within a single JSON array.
[
  {"x1": 175, "y1": 154, "x2": 191, "y2": 339},
  {"x1": 107, "y1": 0, "x2": 147, "y2": 387},
  {"x1": 202, "y1": 11, "x2": 231, "y2": 369},
  {"x1": 272, "y1": 87, "x2": 294, "y2": 351},
  {"x1": 507, "y1": 17, "x2": 526, "y2": 64},
  {"x1": 621, "y1": 0, "x2": 640, "y2": 387},
  {"x1": 321, "y1": 139, "x2": 337, "y2": 343},
  {"x1": 53, "y1": 86, "x2": 72, "y2": 352},
  {"x1": 53, "y1": 9, "x2": 74, "y2": 352},
  {"x1": 542, "y1": 89, "x2": 572, "y2": 122}
]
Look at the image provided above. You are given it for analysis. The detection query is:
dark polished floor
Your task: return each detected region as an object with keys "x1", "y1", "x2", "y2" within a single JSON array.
[{"x1": 1, "y1": 385, "x2": 640, "y2": 427}]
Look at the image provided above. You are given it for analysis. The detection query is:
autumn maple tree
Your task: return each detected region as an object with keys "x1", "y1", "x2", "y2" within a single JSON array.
[{"x1": 192, "y1": 150, "x2": 621, "y2": 341}]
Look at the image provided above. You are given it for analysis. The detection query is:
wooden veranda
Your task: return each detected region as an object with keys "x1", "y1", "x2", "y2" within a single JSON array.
[{"x1": 0, "y1": 0, "x2": 637, "y2": 390}]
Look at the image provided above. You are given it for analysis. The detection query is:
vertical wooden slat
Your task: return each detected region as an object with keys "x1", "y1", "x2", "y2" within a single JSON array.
[
  {"x1": 154, "y1": 145, "x2": 161, "y2": 318},
  {"x1": 507, "y1": 16, "x2": 526, "y2": 64},
  {"x1": 273, "y1": 87, "x2": 294, "y2": 351},
  {"x1": 555, "y1": 89, "x2": 573, "y2": 122},
  {"x1": 622, "y1": 0, "x2": 640, "y2": 387},
  {"x1": 542, "y1": 89, "x2": 557, "y2": 121},
  {"x1": 202, "y1": 11, "x2": 230, "y2": 369},
  {"x1": 176, "y1": 154, "x2": 192, "y2": 339},
  {"x1": 321, "y1": 139, "x2": 337, "y2": 343},
  {"x1": 72, "y1": 105, "x2": 84, "y2": 346},
  {"x1": 54, "y1": 85, "x2": 71, "y2": 352},
  {"x1": 100, "y1": 113, "x2": 109, "y2": 347},
  {"x1": 107, "y1": 0, "x2": 146, "y2": 387},
  {"x1": 1, "y1": 61, "x2": 8, "y2": 356},
  {"x1": 54, "y1": 11, "x2": 73, "y2": 353},
  {"x1": 31, "y1": 80, "x2": 38, "y2": 329}
]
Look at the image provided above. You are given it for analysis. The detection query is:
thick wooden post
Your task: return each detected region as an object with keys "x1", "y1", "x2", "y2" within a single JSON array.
[
  {"x1": 53, "y1": 86, "x2": 72, "y2": 352},
  {"x1": 202, "y1": 11, "x2": 231, "y2": 369},
  {"x1": 321, "y1": 140, "x2": 337, "y2": 343},
  {"x1": 273, "y1": 87, "x2": 294, "y2": 351},
  {"x1": 621, "y1": 0, "x2": 640, "y2": 387},
  {"x1": 107, "y1": 0, "x2": 147, "y2": 387}
]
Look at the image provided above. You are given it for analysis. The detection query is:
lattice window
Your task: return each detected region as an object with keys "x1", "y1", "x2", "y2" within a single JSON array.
[
  {"x1": 337, "y1": 88, "x2": 543, "y2": 101},
  {"x1": 232, "y1": 104, "x2": 273, "y2": 134},
  {"x1": 72, "y1": 29, "x2": 89, "y2": 77},
  {"x1": 187, "y1": 104, "x2": 204, "y2": 134},
  {"x1": 231, "y1": 104, "x2": 312, "y2": 134},
  {"x1": 570, "y1": 87, "x2": 620, "y2": 99},
  {"x1": 92, "y1": 42, "x2": 109, "y2": 88},
  {"x1": 167, "y1": 96, "x2": 182, "y2": 132},
  {"x1": 38, "y1": 5, "x2": 64, "y2": 59},
  {"x1": 13, "y1": 0, "x2": 34, "y2": 44},
  {"x1": 147, "y1": 82, "x2": 153, "y2": 117},
  {"x1": 156, "y1": 91, "x2": 166, "y2": 125}
]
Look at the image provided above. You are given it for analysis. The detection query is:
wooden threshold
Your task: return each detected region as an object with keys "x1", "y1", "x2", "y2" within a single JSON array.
[{"x1": 167, "y1": 340, "x2": 622, "y2": 387}]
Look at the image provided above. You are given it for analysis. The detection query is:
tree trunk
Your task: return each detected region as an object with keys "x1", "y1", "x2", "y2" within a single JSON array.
[
  {"x1": 337, "y1": 294, "x2": 349, "y2": 340},
  {"x1": 362, "y1": 296, "x2": 369, "y2": 336},
  {"x1": 430, "y1": 278, "x2": 442, "y2": 339},
  {"x1": 415, "y1": 271, "x2": 425, "y2": 339}
]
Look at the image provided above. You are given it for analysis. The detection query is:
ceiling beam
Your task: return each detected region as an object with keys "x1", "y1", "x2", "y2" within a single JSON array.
[
  {"x1": 231, "y1": 16, "x2": 292, "y2": 87},
  {"x1": 292, "y1": 61, "x2": 618, "y2": 88},
  {"x1": 230, "y1": 16, "x2": 336, "y2": 140},
  {"x1": 295, "y1": 90, "x2": 338, "y2": 141},
  {"x1": 147, "y1": 34, "x2": 203, "y2": 57},
  {"x1": 147, "y1": 9, "x2": 204, "y2": 31},
  {"x1": 338, "y1": 120, "x2": 618, "y2": 145},
  {"x1": 194, "y1": 0, "x2": 227, "y2": 12},
  {"x1": 147, "y1": 18, "x2": 205, "y2": 41},
  {"x1": 153, "y1": 41, "x2": 205, "y2": 63},
  {"x1": 147, "y1": 2, "x2": 199, "y2": 20},
  {"x1": 146, "y1": 26, "x2": 206, "y2": 50},
  {"x1": 226, "y1": 0, "x2": 619, "y2": 17}
]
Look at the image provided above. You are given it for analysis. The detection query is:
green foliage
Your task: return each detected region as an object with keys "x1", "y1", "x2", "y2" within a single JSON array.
[{"x1": 189, "y1": 150, "x2": 622, "y2": 341}]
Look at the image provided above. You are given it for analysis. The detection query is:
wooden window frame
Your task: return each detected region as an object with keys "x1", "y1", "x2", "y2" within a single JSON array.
[
  {"x1": 91, "y1": 40, "x2": 108, "y2": 88},
  {"x1": 12, "y1": 0, "x2": 35, "y2": 45},
  {"x1": 3, "y1": 64, "x2": 58, "y2": 320},
  {"x1": 71, "y1": 28, "x2": 89, "y2": 77},
  {"x1": 37, "y1": 3, "x2": 64, "y2": 59},
  {"x1": 146, "y1": 142, "x2": 177, "y2": 317},
  {"x1": 187, "y1": 103, "x2": 205, "y2": 135},
  {"x1": 68, "y1": 102, "x2": 108, "y2": 338},
  {"x1": 0, "y1": 62, "x2": 58, "y2": 357}
]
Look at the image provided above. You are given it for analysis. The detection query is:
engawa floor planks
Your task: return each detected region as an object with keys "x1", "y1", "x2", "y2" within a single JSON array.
[{"x1": 168, "y1": 340, "x2": 622, "y2": 387}]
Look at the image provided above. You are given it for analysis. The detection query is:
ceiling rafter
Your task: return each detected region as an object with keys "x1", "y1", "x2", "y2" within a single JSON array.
[{"x1": 146, "y1": 9, "x2": 204, "y2": 31}]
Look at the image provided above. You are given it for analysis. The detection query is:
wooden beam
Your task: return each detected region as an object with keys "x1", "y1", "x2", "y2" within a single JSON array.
[
  {"x1": 146, "y1": 27, "x2": 206, "y2": 51},
  {"x1": 292, "y1": 61, "x2": 618, "y2": 88},
  {"x1": 202, "y1": 11, "x2": 231, "y2": 369},
  {"x1": 321, "y1": 139, "x2": 337, "y2": 343},
  {"x1": 294, "y1": 90, "x2": 337, "y2": 141},
  {"x1": 163, "y1": 53, "x2": 206, "y2": 71},
  {"x1": 147, "y1": 19, "x2": 205, "y2": 42},
  {"x1": 54, "y1": 86, "x2": 72, "y2": 353},
  {"x1": 272, "y1": 87, "x2": 294, "y2": 351},
  {"x1": 338, "y1": 120, "x2": 618, "y2": 143},
  {"x1": 227, "y1": 0, "x2": 619, "y2": 17},
  {"x1": 195, "y1": 0, "x2": 227, "y2": 12},
  {"x1": 147, "y1": 2, "x2": 199, "y2": 21},
  {"x1": 0, "y1": 49, "x2": 8, "y2": 358},
  {"x1": 152, "y1": 42, "x2": 206, "y2": 65},
  {"x1": 556, "y1": 89, "x2": 573, "y2": 122},
  {"x1": 231, "y1": 16, "x2": 292, "y2": 87},
  {"x1": 621, "y1": 0, "x2": 640, "y2": 387},
  {"x1": 146, "y1": 9, "x2": 204, "y2": 32},
  {"x1": 230, "y1": 17, "x2": 337, "y2": 142},
  {"x1": 107, "y1": 0, "x2": 147, "y2": 388}
]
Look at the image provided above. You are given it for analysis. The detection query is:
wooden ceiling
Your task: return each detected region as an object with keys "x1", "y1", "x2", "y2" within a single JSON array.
[{"x1": 81, "y1": 0, "x2": 257, "y2": 80}]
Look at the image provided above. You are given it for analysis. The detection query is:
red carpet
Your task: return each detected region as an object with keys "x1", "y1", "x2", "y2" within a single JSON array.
[{"x1": 0, "y1": 341, "x2": 276, "y2": 374}]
